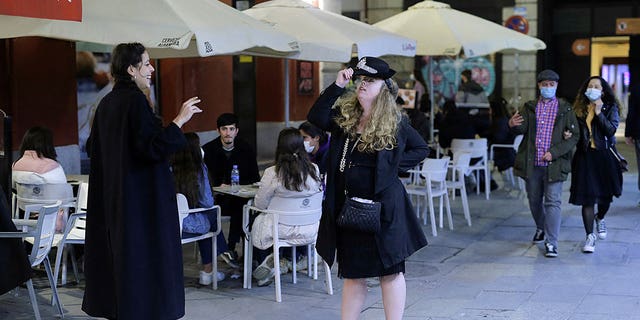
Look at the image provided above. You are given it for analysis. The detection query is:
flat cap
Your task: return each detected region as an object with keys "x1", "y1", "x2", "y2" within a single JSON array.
[{"x1": 537, "y1": 69, "x2": 559, "y2": 82}]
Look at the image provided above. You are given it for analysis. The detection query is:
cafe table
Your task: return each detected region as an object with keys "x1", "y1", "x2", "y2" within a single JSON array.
[
  {"x1": 211, "y1": 184, "x2": 259, "y2": 199},
  {"x1": 212, "y1": 184, "x2": 260, "y2": 286}
]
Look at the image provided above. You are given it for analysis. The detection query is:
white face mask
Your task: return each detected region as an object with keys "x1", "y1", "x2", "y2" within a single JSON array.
[
  {"x1": 585, "y1": 88, "x2": 602, "y2": 101},
  {"x1": 303, "y1": 140, "x2": 315, "y2": 153}
]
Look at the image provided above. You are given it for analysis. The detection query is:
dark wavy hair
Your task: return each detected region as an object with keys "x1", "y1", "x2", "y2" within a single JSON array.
[
  {"x1": 110, "y1": 42, "x2": 146, "y2": 83},
  {"x1": 170, "y1": 133, "x2": 204, "y2": 208},
  {"x1": 573, "y1": 76, "x2": 617, "y2": 118},
  {"x1": 18, "y1": 126, "x2": 57, "y2": 160},
  {"x1": 298, "y1": 121, "x2": 328, "y2": 145},
  {"x1": 275, "y1": 128, "x2": 320, "y2": 192}
]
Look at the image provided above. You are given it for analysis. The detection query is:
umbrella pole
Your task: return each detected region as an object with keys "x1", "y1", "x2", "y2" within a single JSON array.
[
  {"x1": 514, "y1": 53, "x2": 520, "y2": 107},
  {"x1": 429, "y1": 58, "x2": 435, "y2": 143},
  {"x1": 284, "y1": 58, "x2": 290, "y2": 128}
]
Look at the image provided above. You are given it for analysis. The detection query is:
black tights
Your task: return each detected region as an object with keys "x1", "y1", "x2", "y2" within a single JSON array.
[{"x1": 581, "y1": 203, "x2": 610, "y2": 234}]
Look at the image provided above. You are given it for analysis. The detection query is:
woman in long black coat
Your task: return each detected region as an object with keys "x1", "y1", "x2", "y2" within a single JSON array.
[
  {"x1": 82, "y1": 43, "x2": 202, "y2": 320},
  {"x1": 308, "y1": 57, "x2": 428, "y2": 320}
]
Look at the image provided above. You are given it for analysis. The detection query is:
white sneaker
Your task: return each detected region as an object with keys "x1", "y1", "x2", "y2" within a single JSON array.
[
  {"x1": 582, "y1": 233, "x2": 596, "y2": 253},
  {"x1": 253, "y1": 254, "x2": 274, "y2": 280},
  {"x1": 596, "y1": 218, "x2": 607, "y2": 240},
  {"x1": 257, "y1": 269, "x2": 276, "y2": 287},
  {"x1": 199, "y1": 270, "x2": 225, "y2": 285}
]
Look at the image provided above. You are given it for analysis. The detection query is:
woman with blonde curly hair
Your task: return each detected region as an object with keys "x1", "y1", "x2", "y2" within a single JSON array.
[{"x1": 308, "y1": 57, "x2": 429, "y2": 320}]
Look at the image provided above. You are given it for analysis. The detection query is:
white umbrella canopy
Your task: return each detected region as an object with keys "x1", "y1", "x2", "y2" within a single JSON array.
[
  {"x1": 374, "y1": 0, "x2": 546, "y2": 141},
  {"x1": 244, "y1": 0, "x2": 417, "y2": 127},
  {"x1": 244, "y1": 0, "x2": 416, "y2": 63},
  {"x1": 373, "y1": 0, "x2": 546, "y2": 57},
  {"x1": 0, "y1": 0, "x2": 299, "y2": 58}
]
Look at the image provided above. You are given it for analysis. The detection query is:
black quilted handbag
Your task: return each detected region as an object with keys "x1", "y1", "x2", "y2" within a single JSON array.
[{"x1": 337, "y1": 197, "x2": 381, "y2": 233}]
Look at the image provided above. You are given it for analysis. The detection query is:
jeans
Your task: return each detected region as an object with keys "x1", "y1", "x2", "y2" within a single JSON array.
[
  {"x1": 525, "y1": 166, "x2": 563, "y2": 247},
  {"x1": 182, "y1": 210, "x2": 228, "y2": 265}
]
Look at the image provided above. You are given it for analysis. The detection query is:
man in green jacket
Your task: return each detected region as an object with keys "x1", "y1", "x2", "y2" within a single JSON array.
[{"x1": 509, "y1": 69, "x2": 579, "y2": 258}]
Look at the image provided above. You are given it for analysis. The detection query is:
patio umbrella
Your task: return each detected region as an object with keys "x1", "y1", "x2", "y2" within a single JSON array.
[
  {"x1": 0, "y1": 0, "x2": 299, "y2": 58},
  {"x1": 374, "y1": 0, "x2": 546, "y2": 140},
  {"x1": 373, "y1": 0, "x2": 545, "y2": 57},
  {"x1": 245, "y1": 0, "x2": 416, "y2": 62},
  {"x1": 244, "y1": 0, "x2": 417, "y2": 125}
]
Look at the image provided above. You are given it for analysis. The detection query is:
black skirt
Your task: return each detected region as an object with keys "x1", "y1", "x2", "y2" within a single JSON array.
[
  {"x1": 569, "y1": 147, "x2": 622, "y2": 206},
  {"x1": 335, "y1": 138, "x2": 405, "y2": 279}
]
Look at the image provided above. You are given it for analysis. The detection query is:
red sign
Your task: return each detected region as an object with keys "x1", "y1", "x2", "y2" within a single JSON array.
[
  {"x1": 572, "y1": 39, "x2": 590, "y2": 56},
  {"x1": 0, "y1": 0, "x2": 82, "y2": 22},
  {"x1": 505, "y1": 15, "x2": 529, "y2": 34}
]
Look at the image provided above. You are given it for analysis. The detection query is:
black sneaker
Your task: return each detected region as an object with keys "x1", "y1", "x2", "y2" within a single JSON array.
[
  {"x1": 221, "y1": 250, "x2": 240, "y2": 269},
  {"x1": 532, "y1": 229, "x2": 545, "y2": 244},
  {"x1": 544, "y1": 243, "x2": 558, "y2": 258}
]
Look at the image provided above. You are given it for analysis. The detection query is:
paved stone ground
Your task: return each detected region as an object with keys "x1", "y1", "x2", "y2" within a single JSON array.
[{"x1": 2, "y1": 142, "x2": 639, "y2": 320}]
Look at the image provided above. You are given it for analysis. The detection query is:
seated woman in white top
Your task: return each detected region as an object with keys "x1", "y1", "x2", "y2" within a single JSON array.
[
  {"x1": 251, "y1": 128, "x2": 323, "y2": 286},
  {"x1": 12, "y1": 126, "x2": 69, "y2": 230},
  {"x1": 12, "y1": 127, "x2": 66, "y2": 185}
]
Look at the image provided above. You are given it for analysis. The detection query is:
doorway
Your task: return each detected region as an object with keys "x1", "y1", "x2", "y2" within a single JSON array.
[{"x1": 591, "y1": 36, "x2": 630, "y2": 120}]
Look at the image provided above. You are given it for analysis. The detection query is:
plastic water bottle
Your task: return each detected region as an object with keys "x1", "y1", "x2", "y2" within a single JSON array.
[{"x1": 230, "y1": 165, "x2": 240, "y2": 193}]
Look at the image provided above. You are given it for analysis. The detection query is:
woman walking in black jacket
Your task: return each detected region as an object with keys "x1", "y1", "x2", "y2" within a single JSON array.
[{"x1": 569, "y1": 76, "x2": 622, "y2": 253}]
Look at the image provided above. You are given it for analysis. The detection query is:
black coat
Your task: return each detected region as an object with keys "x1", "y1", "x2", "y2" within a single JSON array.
[
  {"x1": 438, "y1": 109, "x2": 476, "y2": 149},
  {"x1": 0, "y1": 185, "x2": 31, "y2": 295},
  {"x1": 83, "y1": 81, "x2": 187, "y2": 320},
  {"x1": 488, "y1": 117, "x2": 516, "y2": 171},
  {"x1": 308, "y1": 83, "x2": 429, "y2": 268},
  {"x1": 576, "y1": 102, "x2": 619, "y2": 151}
]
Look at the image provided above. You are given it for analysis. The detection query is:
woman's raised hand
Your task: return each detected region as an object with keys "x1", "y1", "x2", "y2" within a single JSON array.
[
  {"x1": 335, "y1": 68, "x2": 354, "y2": 88},
  {"x1": 173, "y1": 96, "x2": 203, "y2": 128}
]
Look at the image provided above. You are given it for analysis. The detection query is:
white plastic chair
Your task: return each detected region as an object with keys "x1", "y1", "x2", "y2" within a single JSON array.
[
  {"x1": 14, "y1": 183, "x2": 74, "y2": 219},
  {"x1": 15, "y1": 182, "x2": 77, "y2": 291},
  {"x1": 53, "y1": 182, "x2": 88, "y2": 287},
  {"x1": 176, "y1": 193, "x2": 222, "y2": 290},
  {"x1": 405, "y1": 157, "x2": 452, "y2": 236},
  {"x1": 490, "y1": 134, "x2": 524, "y2": 190},
  {"x1": 447, "y1": 152, "x2": 472, "y2": 227},
  {"x1": 450, "y1": 138, "x2": 490, "y2": 200},
  {"x1": 242, "y1": 192, "x2": 333, "y2": 302},
  {"x1": 0, "y1": 201, "x2": 64, "y2": 319}
]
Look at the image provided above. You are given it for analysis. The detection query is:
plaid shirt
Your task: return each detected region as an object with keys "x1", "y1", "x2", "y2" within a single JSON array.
[{"x1": 534, "y1": 97, "x2": 558, "y2": 166}]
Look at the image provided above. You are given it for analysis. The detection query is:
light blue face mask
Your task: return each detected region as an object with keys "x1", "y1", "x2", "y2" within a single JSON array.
[
  {"x1": 585, "y1": 88, "x2": 602, "y2": 101},
  {"x1": 540, "y1": 86, "x2": 556, "y2": 99}
]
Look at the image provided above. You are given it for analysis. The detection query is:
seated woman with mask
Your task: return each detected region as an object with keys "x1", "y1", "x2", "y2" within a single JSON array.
[{"x1": 299, "y1": 121, "x2": 330, "y2": 176}]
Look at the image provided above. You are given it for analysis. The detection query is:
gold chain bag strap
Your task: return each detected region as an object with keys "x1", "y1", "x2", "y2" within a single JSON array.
[{"x1": 336, "y1": 135, "x2": 381, "y2": 233}]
